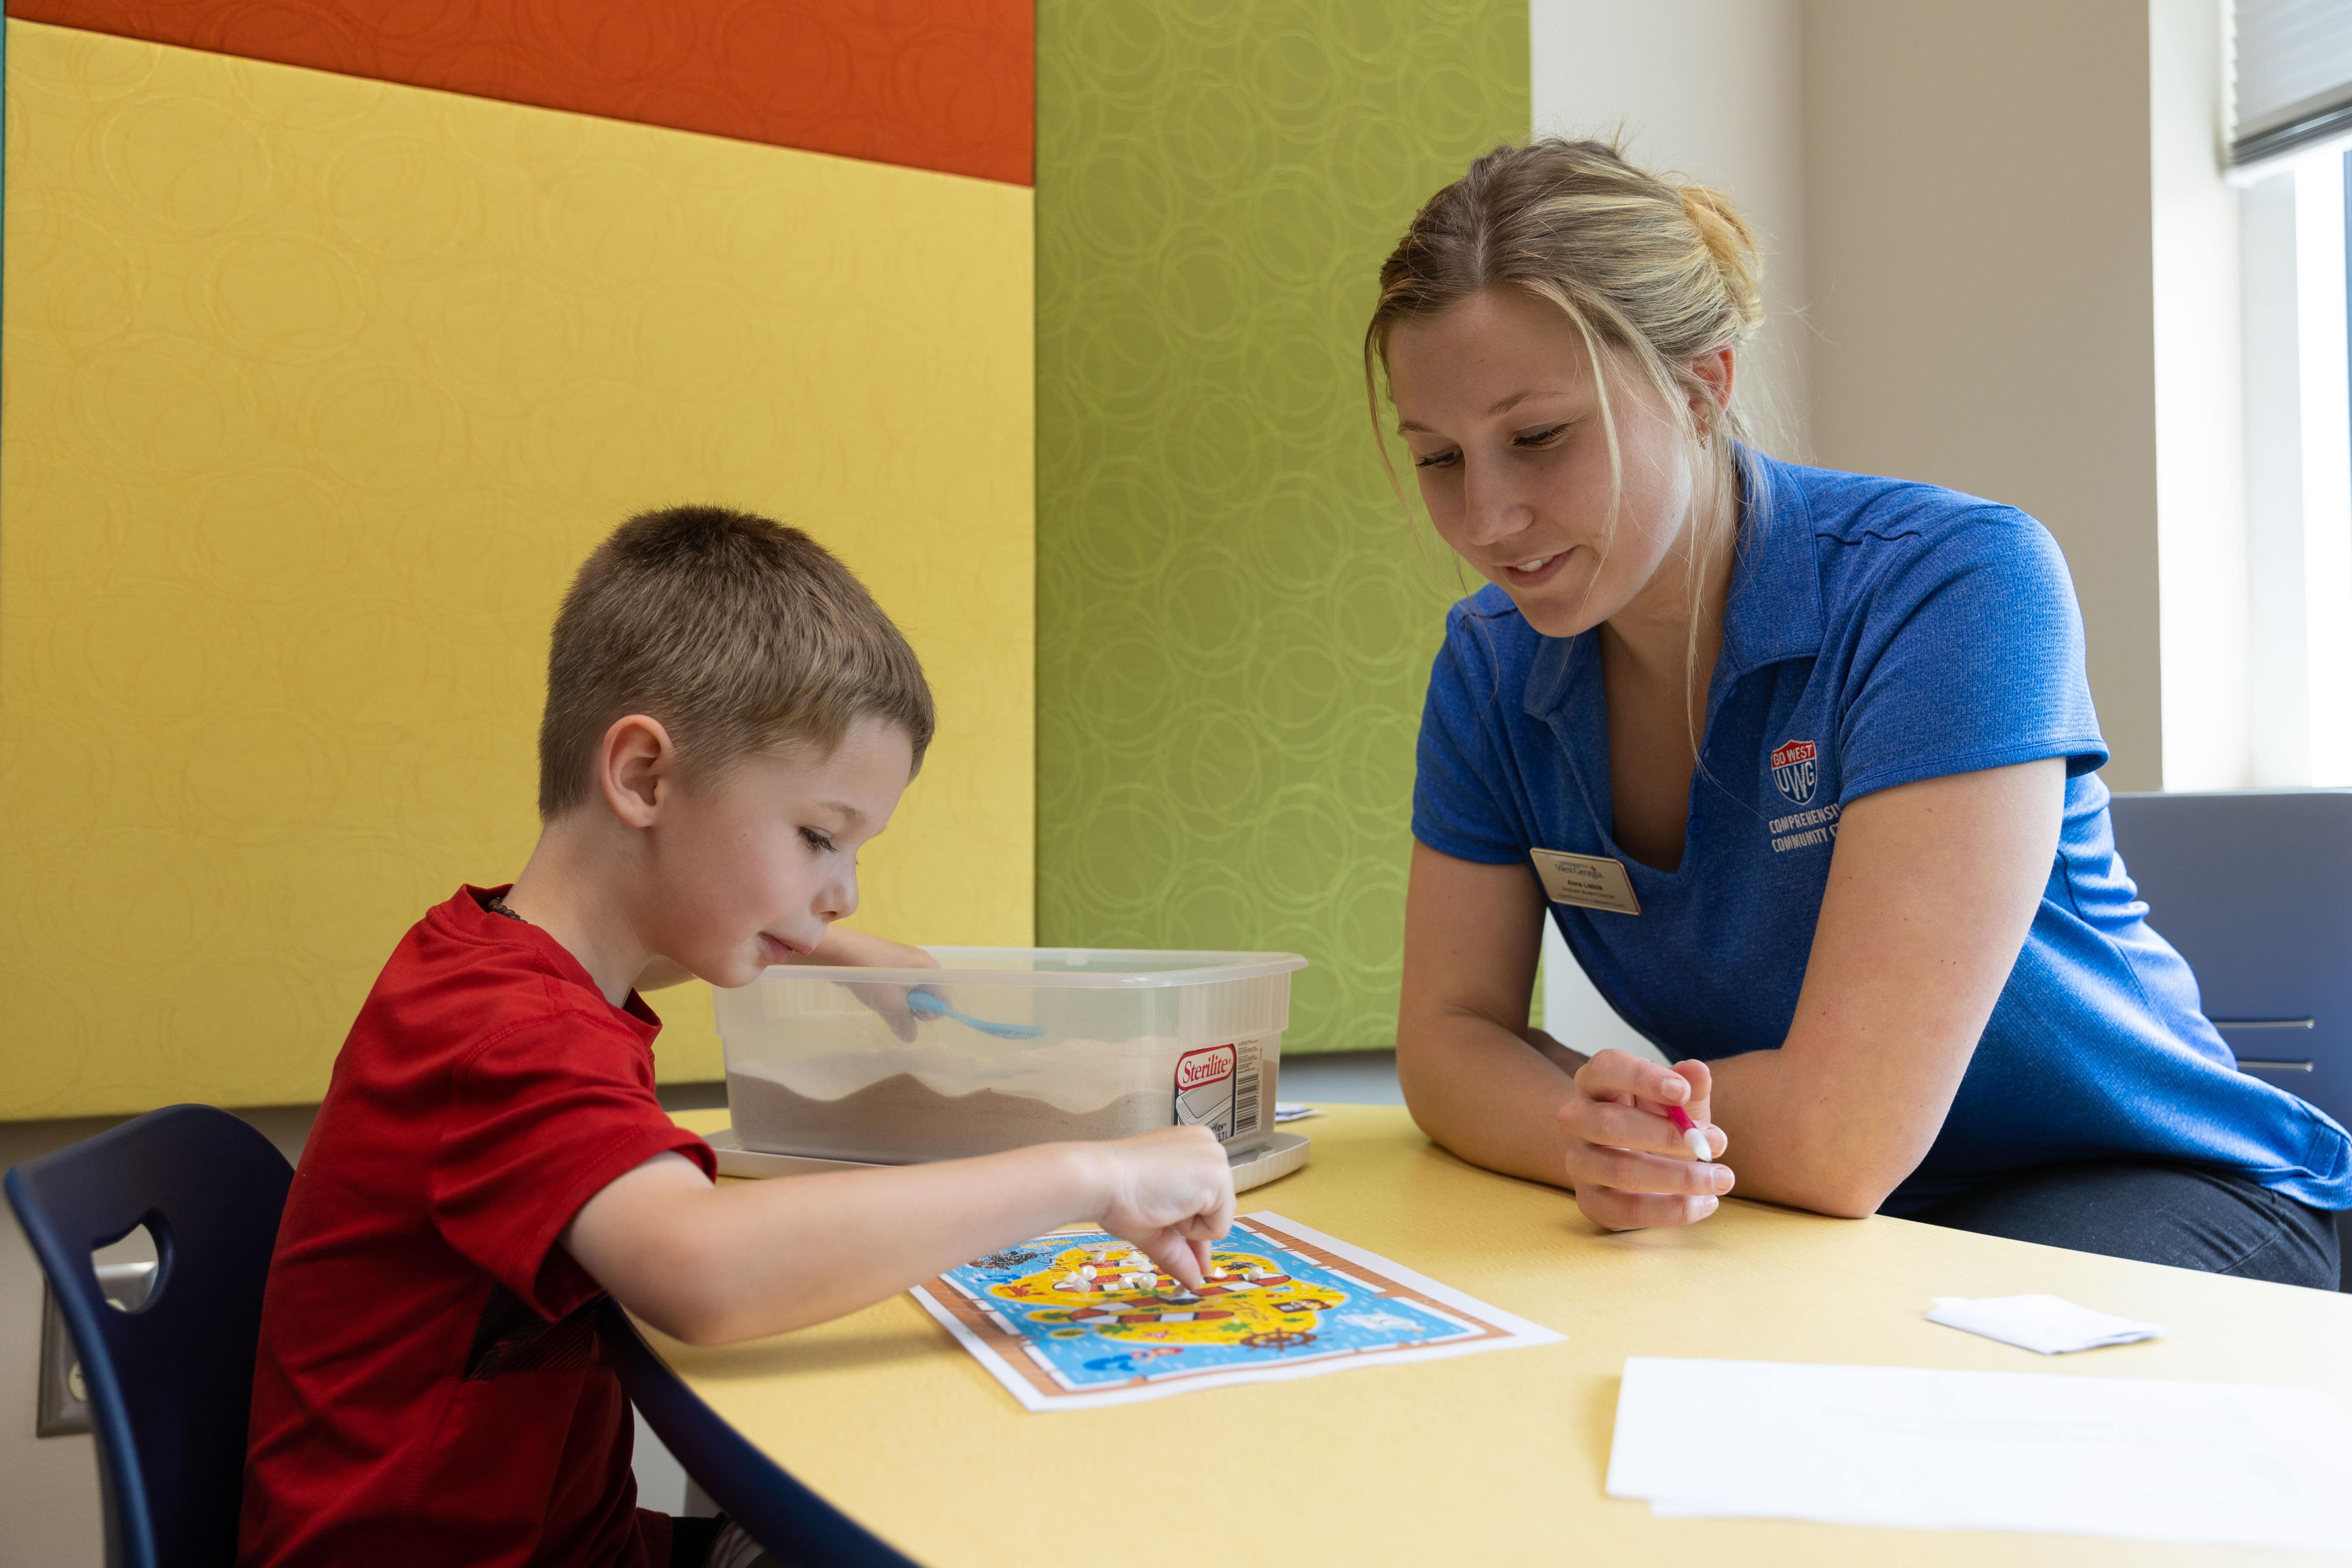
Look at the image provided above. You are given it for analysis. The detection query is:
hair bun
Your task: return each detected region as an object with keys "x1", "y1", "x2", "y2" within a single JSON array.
[
  {"x1": 1676, "y1": 182, "x2": 1764, "y2": 336},
  {"x1": 1369, "y1": 137, "x2": 1768, "y2": 449}
]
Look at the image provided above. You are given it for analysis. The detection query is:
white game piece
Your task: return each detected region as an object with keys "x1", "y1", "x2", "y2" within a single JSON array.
[
  {"x1": 1210, "y1": 1267, "x2": 1227, "y2": 1279},
  {"x1": 1080, "y1": 1266, "x2": 1096, "y2": 1279}
]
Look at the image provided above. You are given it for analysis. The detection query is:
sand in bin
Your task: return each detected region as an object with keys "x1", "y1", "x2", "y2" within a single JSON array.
[{"x1": 729, "y1": 1071, "x2": 1168, "y2": 1163}]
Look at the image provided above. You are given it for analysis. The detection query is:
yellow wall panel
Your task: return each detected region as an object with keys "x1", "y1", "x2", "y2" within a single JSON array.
[{"x1": 0, "y1": 21, "x2": 1035, "y2": 1117}]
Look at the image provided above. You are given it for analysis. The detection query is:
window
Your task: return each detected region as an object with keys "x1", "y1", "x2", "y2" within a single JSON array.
[
  {"x1": 2242, "y1": 145, "x2": 2352, "y2": 785},
  {"x1": 2234, "y1": 1, "x2": 2352, "y2": 784}
]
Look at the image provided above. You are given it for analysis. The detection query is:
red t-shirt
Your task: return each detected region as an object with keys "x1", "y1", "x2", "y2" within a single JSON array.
[{"x1": 239, "y1": 886, "x2": 716, "y2": 1568}]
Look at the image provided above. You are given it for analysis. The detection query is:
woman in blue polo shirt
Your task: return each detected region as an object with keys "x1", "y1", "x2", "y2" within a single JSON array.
[{"x1": 1374, "y1": 138, "x2": 2349, "y2": 1287}]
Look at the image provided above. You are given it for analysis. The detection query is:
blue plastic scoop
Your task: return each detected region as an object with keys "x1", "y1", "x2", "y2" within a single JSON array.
[{"x1": 906, "y1": 989, "x2": 1045, "y2": 1040}]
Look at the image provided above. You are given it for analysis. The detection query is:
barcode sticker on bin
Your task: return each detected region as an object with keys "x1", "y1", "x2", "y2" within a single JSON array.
[
  {"x1": 1232, "y1": 1040, "x2": 1261, "y2": 1136},
  {"x1": 1174, "y1": 1040, "x2": 1262, "y2": 1140}
]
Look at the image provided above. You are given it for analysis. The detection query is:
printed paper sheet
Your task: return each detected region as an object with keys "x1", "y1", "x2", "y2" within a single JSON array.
[{"x1": 911, "y1": 1210, "x2": 1564, "y2": 1411}]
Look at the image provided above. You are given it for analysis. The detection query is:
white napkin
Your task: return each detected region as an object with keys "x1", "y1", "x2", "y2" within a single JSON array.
[{"x1": 1926, "y1": 1294, "x2": 2166, "y2": 1355}]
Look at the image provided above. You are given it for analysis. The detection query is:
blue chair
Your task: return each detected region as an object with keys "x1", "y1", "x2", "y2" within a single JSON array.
[
  {"x1": 2107, "y1": 789, "x2": 2352, "y2": 1289},
  {"x1": 600, "y1": 1301, "x2": 919, "y2": 1567},
  {"x1": 5, "y1": 1105, "x2": 295, "y2": 1568}
]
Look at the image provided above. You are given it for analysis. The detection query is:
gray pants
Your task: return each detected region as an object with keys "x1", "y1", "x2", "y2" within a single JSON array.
[{"x1": 1908, "y1": 1159, "x2": 2342, "y2": 1291}]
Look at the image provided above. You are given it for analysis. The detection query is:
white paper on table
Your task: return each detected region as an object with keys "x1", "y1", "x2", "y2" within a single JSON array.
[
  {"x1": 1273, "y1": 1102, "x2": 1323, "y2": 1122},
  {"x1": 1926, "y1": 1294, "x2": 2165, "y2": 1354},
  {"x1": 1607, "y1": 1357, "x2": 2352, "y2": 1554}
]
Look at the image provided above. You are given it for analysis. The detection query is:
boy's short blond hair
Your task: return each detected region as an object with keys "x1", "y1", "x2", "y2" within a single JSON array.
[{"x1": 538, "y1": 506, "x2": 934, "y2": 818}]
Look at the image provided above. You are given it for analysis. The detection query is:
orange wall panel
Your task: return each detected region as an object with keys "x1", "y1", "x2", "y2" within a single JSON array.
[{"x1": 8, "y1": 0, "x2": 1034, "y2": 184}]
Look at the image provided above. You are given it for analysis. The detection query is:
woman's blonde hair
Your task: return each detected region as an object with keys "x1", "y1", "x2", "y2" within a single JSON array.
[{"x1": 1364, "y1": 137, "x2": 1767, "y2": 741}]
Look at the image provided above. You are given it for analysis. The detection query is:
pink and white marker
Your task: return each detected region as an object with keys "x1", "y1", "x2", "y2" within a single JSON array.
[{"x1": 1665, "y1": 1104, "x2": 1713, "y2": 1163}]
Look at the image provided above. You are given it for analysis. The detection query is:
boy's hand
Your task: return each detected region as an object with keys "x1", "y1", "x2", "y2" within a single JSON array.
[
  {"x1": 1085, "y1": 1126, "x2": 1236, "y2": 1287},
  {"x1": 635, "y1": 931, "x2": 936, "y2": 1039},
  {"x1": 800, "y1": 927, "x2": 938, "y2": 1041}
]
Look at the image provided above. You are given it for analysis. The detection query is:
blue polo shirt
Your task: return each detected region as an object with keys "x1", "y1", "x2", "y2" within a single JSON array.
[{"x1": 1413, "y1": 450, "x2": 2352, "y2": 1215}]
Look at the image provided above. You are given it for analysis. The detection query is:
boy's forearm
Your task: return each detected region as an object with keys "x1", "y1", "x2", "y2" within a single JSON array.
[
  {"x1": 604, "y1": 1145, "x2": 1115, "y2": 1346},
  {"x1": 805, "y1": 926, "x2": 935, "y2": 969},
  {"x1": 632, "y1": 927, "x2": 934, "y2": 995},
  {"x1": 714, "y1": 1147, "x2": 1111, "y2": 1338}
]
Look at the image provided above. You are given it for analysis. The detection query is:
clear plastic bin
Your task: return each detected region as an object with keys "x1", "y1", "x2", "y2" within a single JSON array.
[{"x1": 716, "y1": 947, "x2": 1307, "y2": 1164}]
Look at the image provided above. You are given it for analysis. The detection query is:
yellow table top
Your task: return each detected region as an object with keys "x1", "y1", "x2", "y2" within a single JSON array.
[{"x1": 658, "y1": 1105, "x2": 2352, "y2": 1566}]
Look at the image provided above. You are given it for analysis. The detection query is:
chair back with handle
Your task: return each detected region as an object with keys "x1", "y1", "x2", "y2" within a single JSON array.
[
  {"x1": 2107, "y1": 789, "x2": 2352, "y2": 1288},
  {"x1": 5, "y1": 1104, "x2": 295, "y2": 1568}
]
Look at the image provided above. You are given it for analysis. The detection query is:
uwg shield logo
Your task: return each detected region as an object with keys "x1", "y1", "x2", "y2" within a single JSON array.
[{"x1": 1770, "y1": 739, "x2": 1819, "y2": 805}]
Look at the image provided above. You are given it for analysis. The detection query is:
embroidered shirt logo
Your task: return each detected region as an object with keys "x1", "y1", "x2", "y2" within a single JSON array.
[{"x1": 1770, "y1": 738, "x2": 1819, "y2": 805}]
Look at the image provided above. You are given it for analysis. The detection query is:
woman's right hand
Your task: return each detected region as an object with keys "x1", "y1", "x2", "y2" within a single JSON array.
[{"x1": 1558, "y1": 1050, "x2": 1733, "y2": 1230}]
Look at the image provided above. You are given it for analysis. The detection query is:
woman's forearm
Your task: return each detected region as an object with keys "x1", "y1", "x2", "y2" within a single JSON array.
[
  {"x1": 1397, "y1": 1007, "x2": 1586, "y2": 1188},
  {"x1": 1411, "y1": 1015, "x2": 1946, "y2": 1222},
  {"x1": 1408, "y1": 999, "x2": 1953, "y2": 1220},
  {"x1": 1397, "y1": 842, "x2": 1589, "y2": 1189},
  {"x1": 1700, "y1": 1049, "x2": 1946, "y2": 1219}
]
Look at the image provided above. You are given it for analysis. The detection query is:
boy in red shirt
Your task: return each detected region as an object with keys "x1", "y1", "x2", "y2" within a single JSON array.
[{"x1": 239, "y1": 510, "x2": 1235, "y2": 1568}]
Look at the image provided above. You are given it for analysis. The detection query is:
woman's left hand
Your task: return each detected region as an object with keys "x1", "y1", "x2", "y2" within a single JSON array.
[{"x1": 1556, "y1": 1049, "x2": 1733, "y2": 1230}]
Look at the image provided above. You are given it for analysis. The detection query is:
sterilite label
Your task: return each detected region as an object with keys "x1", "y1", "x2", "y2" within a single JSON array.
[{"x1": 1173, "y1": 1041, "x2": 1262, "y2": 1140}]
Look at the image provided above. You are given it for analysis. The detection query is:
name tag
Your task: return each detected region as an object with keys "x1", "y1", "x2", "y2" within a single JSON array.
[{"x1": 1530, "y1": 848, "x2": 1642, "y2": 915}]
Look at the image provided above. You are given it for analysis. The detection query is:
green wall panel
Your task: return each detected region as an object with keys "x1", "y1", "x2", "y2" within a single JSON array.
[{"x1": 1036, "y1": 1, "x2": 1531, "y2": 1053}]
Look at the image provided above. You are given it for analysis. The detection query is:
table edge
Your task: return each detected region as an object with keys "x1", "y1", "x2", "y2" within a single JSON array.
[{"x1": 599, "y1": 1300, "x2": 924, "y2": 1566}]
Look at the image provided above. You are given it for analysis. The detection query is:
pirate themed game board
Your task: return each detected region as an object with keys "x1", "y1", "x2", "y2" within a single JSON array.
[{"x1": 910, "y1": 1211, "x2": 1564, "y2": 1410}]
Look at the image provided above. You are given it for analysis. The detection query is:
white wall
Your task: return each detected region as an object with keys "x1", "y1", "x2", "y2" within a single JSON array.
[
  {"x1": 2243, "y1": 170, "x2": 2314, "y2": 784},
  {"x1": 1529, "y1": 0, "x2": 1813, "y2": 459},
  {"x1": 1528, "y1": 0, "x2": 1814, "y2": 1049},
  {"x1": 2150, "y1": 0, "x2": 2251, "y2": 788},
  {"x1": 2288, "y1": 156, "x2": 2352, "y2": 784},
  {"x1": 1801, "y1": 0, "x2": 2167, "y2": 791}
]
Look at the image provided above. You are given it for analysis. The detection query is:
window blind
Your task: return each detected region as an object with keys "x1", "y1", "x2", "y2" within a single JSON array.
[{"x1": 2234, "y1": 0, "x2": 2352, "y2": 168}]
